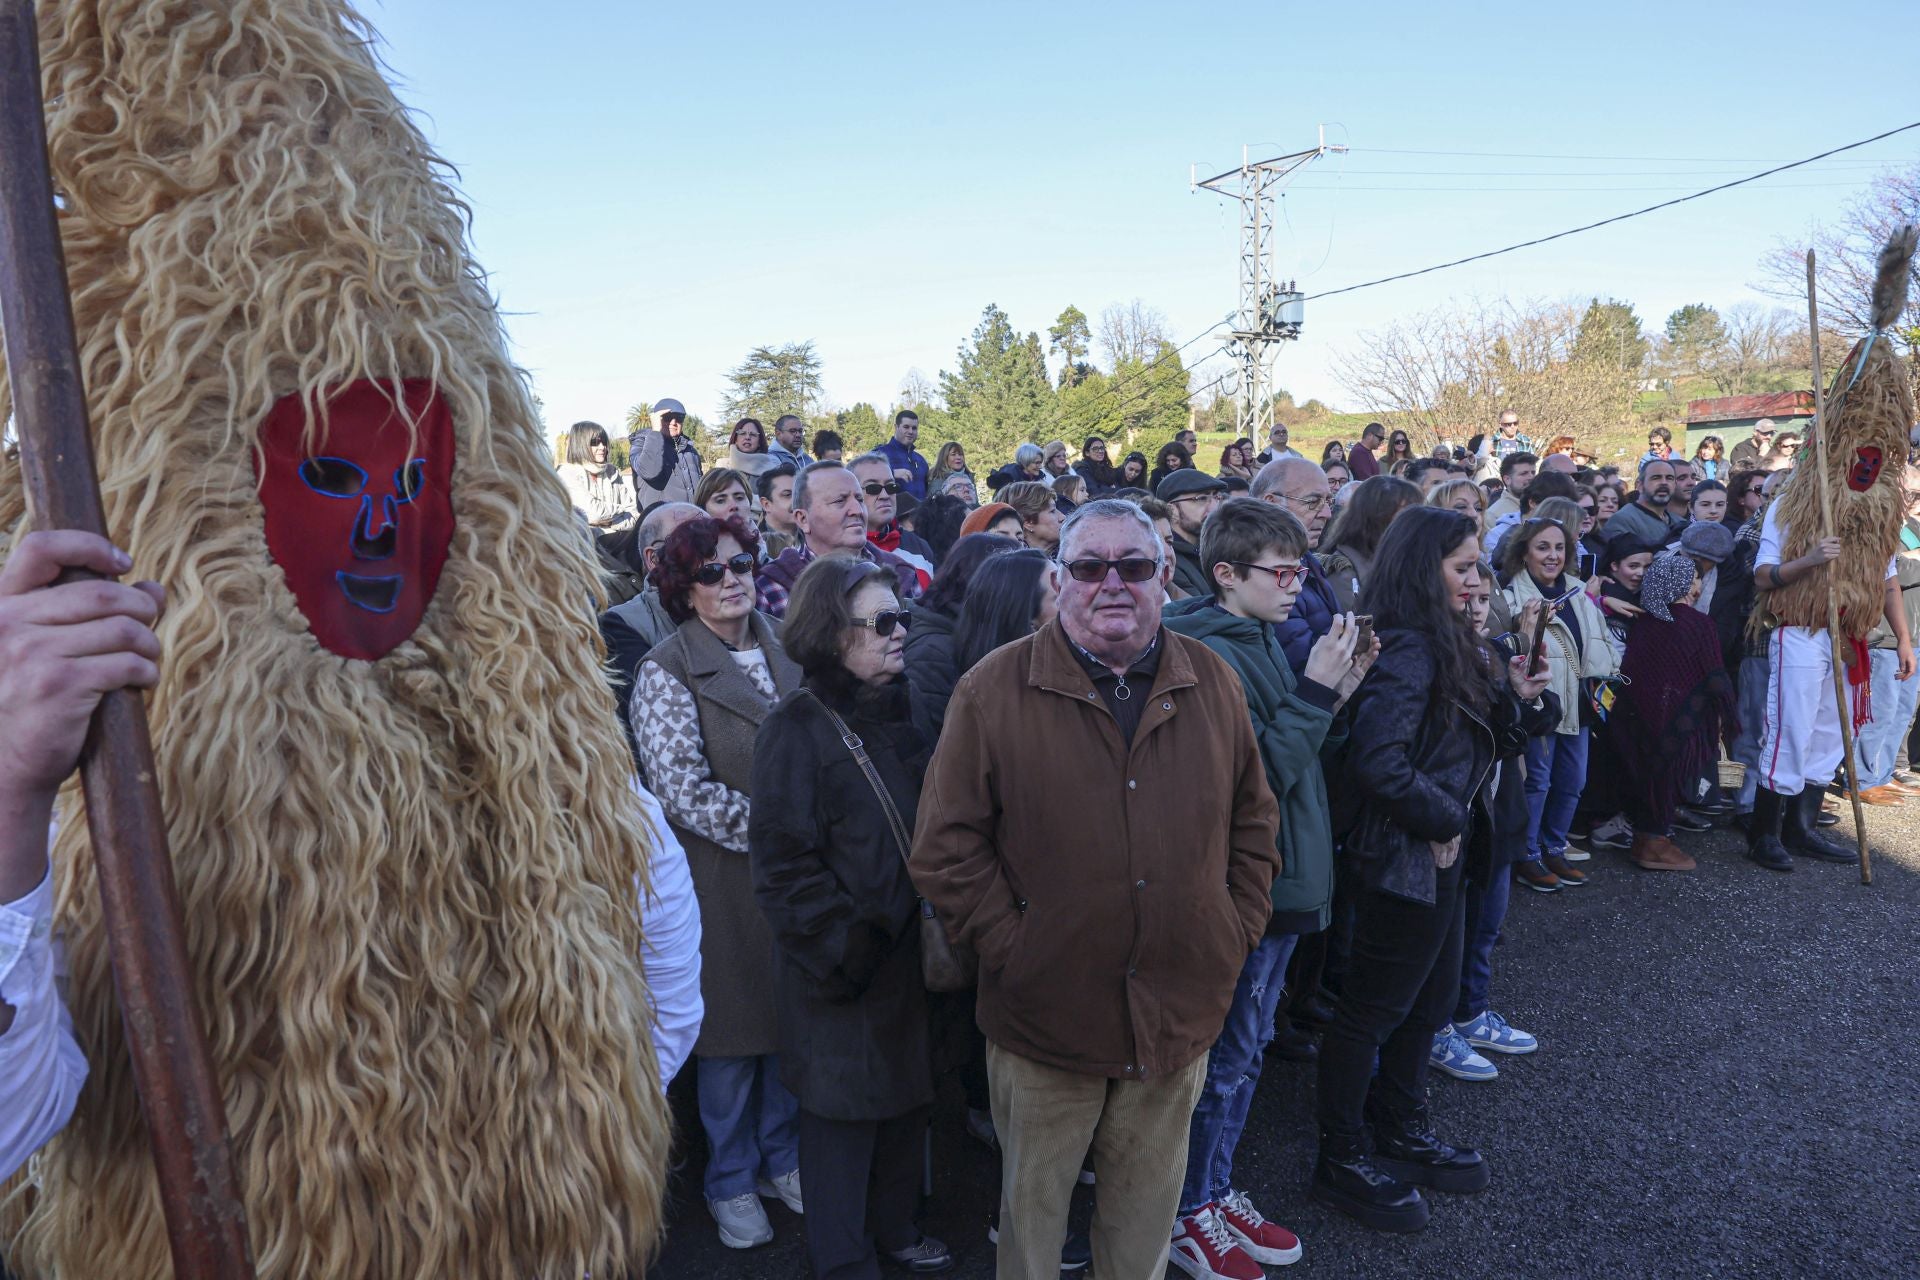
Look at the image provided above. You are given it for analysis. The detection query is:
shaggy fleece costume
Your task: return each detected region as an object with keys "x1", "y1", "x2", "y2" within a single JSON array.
[{"x1": 0, "y1": 2, "x2": 672, "y2": 1276}]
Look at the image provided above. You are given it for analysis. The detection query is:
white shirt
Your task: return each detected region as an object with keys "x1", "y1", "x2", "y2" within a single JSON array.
[
  {"x1": 0, "y1": 779, "x2": 703, "y2": 1182},
  {"x1": 1757, "y1": 505, "x2": 1896, "y2": 579},
  {"x1": 0, "y1": 865, "x2": 87, "y2": 1184}
]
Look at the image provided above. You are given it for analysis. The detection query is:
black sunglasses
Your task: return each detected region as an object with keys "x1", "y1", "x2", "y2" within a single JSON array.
[
  {"x1": 692, "y1": 553, "x2": 756, "y2": 586},
  {"x1": 862, "y1": 480, "x2": 903, "y2": 496},
  {"x1": 854, "y1": 609, "x2": 910, "y2": 638},
  {"x1": 1063, "y1": 556, "x2": 1160, "y2": 584}
]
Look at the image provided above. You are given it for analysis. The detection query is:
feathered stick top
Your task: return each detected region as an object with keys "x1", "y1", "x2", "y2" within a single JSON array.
[{"x1": 1869, "y1": 223, "x2": 1917, "y2": 332}]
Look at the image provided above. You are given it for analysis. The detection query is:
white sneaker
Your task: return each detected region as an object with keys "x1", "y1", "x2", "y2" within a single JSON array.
[
  {"x1": 756, "y1": 1169, "x2": 804, "y2": 1215},
  {"x1": 708, "y1": 1191, "x2": 773, "y2": 1249}
]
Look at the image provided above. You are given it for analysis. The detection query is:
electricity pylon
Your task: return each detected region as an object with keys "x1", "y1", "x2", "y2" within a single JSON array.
[{"x1": 1192, "y1": 129, "x2": 1345, "y2": 444}]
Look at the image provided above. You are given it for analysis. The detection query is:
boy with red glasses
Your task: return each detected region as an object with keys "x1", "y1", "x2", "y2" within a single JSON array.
[{"x1": 1160, "y1": 498, "x2": 1376, "y2": 1278}]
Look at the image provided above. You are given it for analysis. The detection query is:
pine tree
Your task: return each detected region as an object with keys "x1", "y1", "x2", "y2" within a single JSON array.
[
  {"x1": 1050, "y1": 305, "x2": 1095, "y2": 388},
  {"x1": 722, "y1": 341, "x2": 824, "y2": 424},
  {"x1": 939, "y1": 305, "x2": 1057, "y2": 464}
]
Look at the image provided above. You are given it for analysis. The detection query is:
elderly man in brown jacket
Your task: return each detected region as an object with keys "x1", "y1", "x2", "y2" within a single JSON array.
[{"x1": 913, "y1": 498, "x2": 1281, "y2": 1280}]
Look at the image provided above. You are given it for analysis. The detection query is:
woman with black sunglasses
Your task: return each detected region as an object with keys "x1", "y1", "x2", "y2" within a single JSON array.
[
  {"x1": 629, "y1": 514, "x2": 807, "y2": 1251},
  {"x1": 750, "y1": 555, "x2": 951, "y2": 1277},
  {"x1": 1316, "y1": 507, "x2": 1554, "y2": 1233},
  {"x1": 1384, "y1": 430, "x2": 1415, "y2": 471}
]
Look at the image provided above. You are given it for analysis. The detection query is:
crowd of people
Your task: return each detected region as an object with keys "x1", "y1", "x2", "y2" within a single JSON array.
[
  {"x1": 11, "y1": 400, "x2": 1912, "y2": 1280},
  {"x1": 543, "y1": 401, "x2": 1920, "y2": 1279}
]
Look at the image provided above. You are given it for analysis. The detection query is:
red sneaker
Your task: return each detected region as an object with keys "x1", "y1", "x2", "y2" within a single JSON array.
[
  {"x1": 1217, "y1": 1189, "x2": 1304, "y2": 1265},
  {"x1": 1169, "y1": 1205, "x2": 1265, "y2": 1280}
]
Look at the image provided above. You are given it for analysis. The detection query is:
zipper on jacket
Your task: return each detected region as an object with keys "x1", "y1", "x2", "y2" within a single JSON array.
[{"x1": 1450, "y1": 697, "x2": 1499, "y2": 809}]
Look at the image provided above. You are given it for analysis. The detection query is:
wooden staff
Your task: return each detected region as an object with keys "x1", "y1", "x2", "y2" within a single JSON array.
[
  {"x1": 0, "y1": 2, "x2": 257, "y2": 1274},
  {"x1": 1804, "y1": 250, "x2": 1871, "y2": 885}
]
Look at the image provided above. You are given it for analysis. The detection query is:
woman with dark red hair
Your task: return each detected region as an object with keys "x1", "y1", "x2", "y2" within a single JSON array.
[{"x1": 629, "y1": 515, "x2": 807, "y2": 1250}]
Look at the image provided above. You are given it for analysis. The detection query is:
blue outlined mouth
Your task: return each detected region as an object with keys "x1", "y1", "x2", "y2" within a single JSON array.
[{"x1": 336, "y1": 572, "x2": 403, "y2": 613}]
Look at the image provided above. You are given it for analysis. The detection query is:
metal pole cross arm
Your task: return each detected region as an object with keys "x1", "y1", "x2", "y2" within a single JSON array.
[{"x1": 0, "y1": 1, "x2": 257, "y2": 1273}]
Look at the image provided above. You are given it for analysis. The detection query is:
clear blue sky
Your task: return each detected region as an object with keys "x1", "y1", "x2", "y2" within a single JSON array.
[{"x1": 369, "y1": 0, "x2": 1919, "y2": 433}]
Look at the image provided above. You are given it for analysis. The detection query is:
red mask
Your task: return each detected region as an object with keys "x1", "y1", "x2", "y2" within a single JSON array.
[
  {"x1": 1848, "y1": 446, "x2": 1883, "y2": 494},
  {"x1": 254, "y1": 379, "x2": 455, "y2": 660}
]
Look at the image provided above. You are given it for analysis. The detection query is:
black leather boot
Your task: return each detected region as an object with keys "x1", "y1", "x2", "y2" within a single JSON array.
[
  {"x1": 1311, "y1": 1126, "x2": 1429, "y2": 1232},
  {"x1": 1746, "y1": 788, "x2": 1793, "y2": 872},
  {"x1": 1366, "y1": 1102, "x2": 1491, "y2": 1194},
  {"x1": 1267, "y1": 1017, "x2": 1320, "y2": 1063},
  {"x1": 1784, "y1": 787, "x2": 1854, "y2": 862}
]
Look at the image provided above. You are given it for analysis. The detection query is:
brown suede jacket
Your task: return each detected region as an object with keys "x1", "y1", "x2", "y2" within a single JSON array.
[{"x1": 911, "y1": 620, "x2": 1280, "y2": 1080}]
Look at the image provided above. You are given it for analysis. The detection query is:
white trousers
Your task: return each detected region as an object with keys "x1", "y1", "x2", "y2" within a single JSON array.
[{"x1": 1758, "y1": 626, "x2": 1846, "y2": 797}]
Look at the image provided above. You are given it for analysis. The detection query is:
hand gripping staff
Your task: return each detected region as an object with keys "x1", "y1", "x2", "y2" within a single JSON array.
[{"x1": 0, "y1": 2, "x2": 256, "y2": 1274}]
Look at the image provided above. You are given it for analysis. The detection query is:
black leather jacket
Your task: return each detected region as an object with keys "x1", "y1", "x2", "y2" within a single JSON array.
[{"x1": 1333, "y1": 627, "x2": 1559, "y2": 905}]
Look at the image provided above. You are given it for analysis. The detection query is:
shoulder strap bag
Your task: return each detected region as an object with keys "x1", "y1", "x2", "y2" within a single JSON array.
[{"x1": 804, "y1": 691, "x2": 977, "y2": 992}]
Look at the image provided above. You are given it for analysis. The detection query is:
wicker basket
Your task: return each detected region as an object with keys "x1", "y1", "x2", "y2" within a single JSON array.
[{"x1": 1717, "y1": 758, "x2": 1747, "y2": 789}]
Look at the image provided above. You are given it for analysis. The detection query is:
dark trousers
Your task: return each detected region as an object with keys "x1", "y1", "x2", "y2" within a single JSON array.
[
  {"x1": 1454, "y1": 858, "x2": 1511, "y2": 1025},
  {"x1": 1317, "y1": 862, "x2": 1466, "y2": 1136},
  {"x1": 1457, "y1": 763, "x2": 1526, "y2": 1023},
  {"x1": 1319, "y1": 873, "x2": 1358, "y2": 996},
  {"x1": 797, "y1": 1105, "x2": 928, "y2": 1280}
]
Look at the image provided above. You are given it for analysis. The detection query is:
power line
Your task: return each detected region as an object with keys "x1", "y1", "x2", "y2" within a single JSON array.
[
  {"x1": 1048, "y1": 341, "x2": 1229, "y2": 440},
  {"x1": 1353, "y1": 144, "x2": 1914, "y2": 162},
  {"x1": 1313, "y1": 163, "x2": 1897, "y2": 177},
  {"x1": 1301, "y1": 120, "x2": 1920, "y2": 304},
  {"x1": 1036, "y1": 318, "x2": 1231, "y2": 437},
  {"x1": 1285, "y1": 179, "x2": 1876, "y2": 193}
]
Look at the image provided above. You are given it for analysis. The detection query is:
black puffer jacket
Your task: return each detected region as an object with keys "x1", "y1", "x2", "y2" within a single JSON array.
[
  {"x1": 1334, "y1": 627, "x2": 1557, "y2": 905},
  {"x1": 749, "y1": 668, "x2": 934, "y2": 1121},
  {"x1": 903, "y1": 602, "x2": 962, "y2": 744},
  {"x1": 1074, "y1": 457, "x2": 1122, "y2": 496}
]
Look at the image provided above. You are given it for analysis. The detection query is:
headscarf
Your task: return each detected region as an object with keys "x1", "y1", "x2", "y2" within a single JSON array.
[{"x1": 1638, "y1": 551, "x2": 1697, "y2": 622}]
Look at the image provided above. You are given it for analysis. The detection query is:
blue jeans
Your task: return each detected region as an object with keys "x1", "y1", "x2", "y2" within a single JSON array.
[
  {"x1": 1454, "y1": 847, "x2": 1514, "y2": 1024},
  {"x1": 1178, "y1": 933, "x2": 1297, "y2": 1214},
  {"x1": 1729, "y1": 654, "x2": 1770, "y2": 809},
  {"x1": 1523, "y1": 728, "x2": 1590, "y2": 861},
  {"x1": 697, "y1": 1052, "x2": 801, "y2": 1199},
  {"x1": 1858, "y1": 649, "x2": 1920, "y2": 789}
]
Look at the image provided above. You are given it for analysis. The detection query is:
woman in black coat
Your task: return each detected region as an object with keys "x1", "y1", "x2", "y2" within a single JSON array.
[
  {"x1": 750, "y1": 554, "x2": 950, "y2": 1279},
  {"x1": 902, "y1": 533, "x2": 1020, "y2": 744},
  {"x1": 1145, "y1": 439, "x2": 1193, "y2": 494},
  {"x1": 1317, "y1": 508, "x2": 1556, "y2": 1234},
  {"x1": 1072, "y1": 435, "x2": 1122, "y2": 495}
]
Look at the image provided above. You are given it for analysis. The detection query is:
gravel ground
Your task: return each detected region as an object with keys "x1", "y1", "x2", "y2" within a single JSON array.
[{"x1": 651, "y1": 799, "x2": 1920, "y2": 1279}]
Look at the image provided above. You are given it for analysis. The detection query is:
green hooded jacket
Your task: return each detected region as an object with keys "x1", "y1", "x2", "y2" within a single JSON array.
[{"x1": 1163, "y1": 596, "x2": 1343, "y2": 932}]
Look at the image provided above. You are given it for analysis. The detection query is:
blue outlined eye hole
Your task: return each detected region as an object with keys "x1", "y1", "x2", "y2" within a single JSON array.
[
  {"x1": 394, "y1": 459, "x2": 427, "y2": 505},
  {"x1": 300, "y1": 457, "x2": 368, "y2": 498}
]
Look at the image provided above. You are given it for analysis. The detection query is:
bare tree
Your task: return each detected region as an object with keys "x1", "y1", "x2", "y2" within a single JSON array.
[
  {"x1": 1096, "y1": 299, "x2": 1171, "y2": 369},
  {"x1": 897, "y1": 367, "x2": 937, "y2": 408},
  {"x1": 1331, "y1": 297, "x2": 1639, "y2": 445},
  {"x1": 1707, "y1": 303, "x2": 1795, "y2": 395},
  {"x1": 1756, "y1": 164, "x2": 1920, "y2": 362}
]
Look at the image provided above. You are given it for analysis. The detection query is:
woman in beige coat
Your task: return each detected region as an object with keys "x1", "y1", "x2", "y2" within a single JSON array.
[{"x1": 1502, "y1": 517, "x2": 1619, "y2": 893}]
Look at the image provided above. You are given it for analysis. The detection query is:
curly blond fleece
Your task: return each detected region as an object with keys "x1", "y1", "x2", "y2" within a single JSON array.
[
  {"x1": 0, "y1": 2, "x2": 671, "y2": 1276},
  {"x1": 1767, "y1": 339, "x2": 1913, "y2": 640}
]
